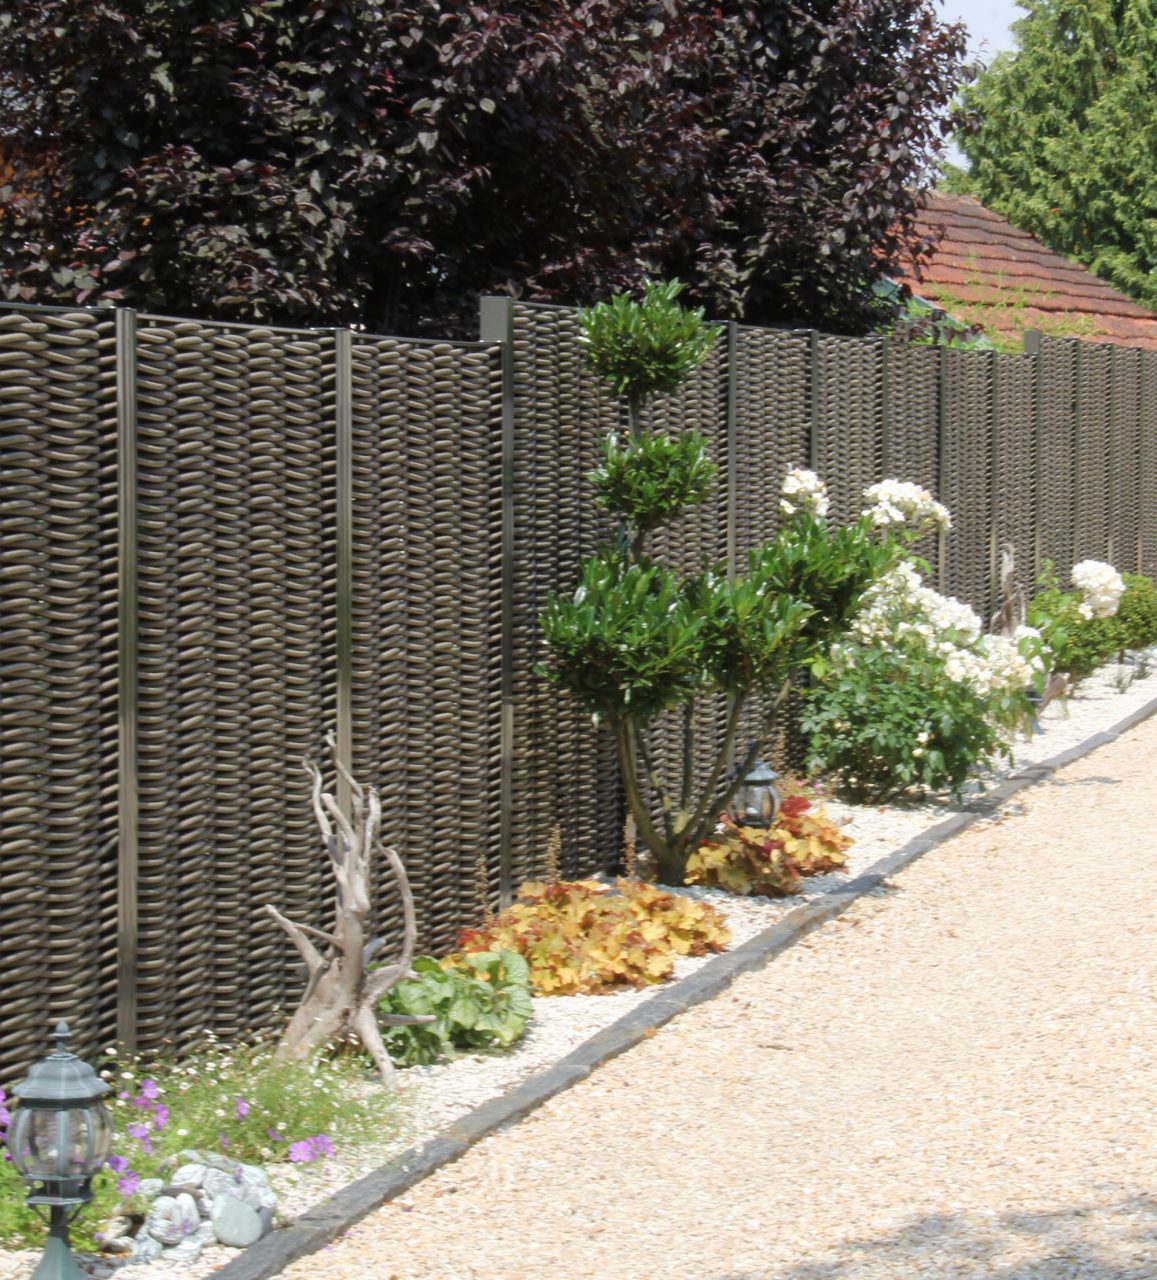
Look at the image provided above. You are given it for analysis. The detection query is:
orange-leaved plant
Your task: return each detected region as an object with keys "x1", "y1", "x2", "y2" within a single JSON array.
[
  {"x1": 685, "y1": 795, "x2": 850, "y2": 896},
  {"x1": 453, "y1": 877, "x2": 730, "y2": 995}
]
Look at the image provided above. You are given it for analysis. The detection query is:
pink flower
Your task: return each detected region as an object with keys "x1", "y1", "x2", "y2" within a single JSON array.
[
  {"x1": 235, "y1": 1096, "x2": 250, "y2": 1120},
  {"x1": 287, "y1": 1140, "x2": 313, "y2": 1163},
  {"x1": 139, "y1": 1078, "x2": 159, "y2": 1102},
  {"x1": 151, "y1": 1103, "x2": 169, "y2": 1131},
  {"x1": 117, "y1": 1170, "x2": 140, "y2": 1198}
]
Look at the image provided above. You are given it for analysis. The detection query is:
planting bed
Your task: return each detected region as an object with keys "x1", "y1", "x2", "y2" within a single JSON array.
[{"x1": 1, "y1": 657, "x2": 1154, "y2": 1280}]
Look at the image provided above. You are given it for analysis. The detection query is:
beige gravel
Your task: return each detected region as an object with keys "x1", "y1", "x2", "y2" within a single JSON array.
[{"x1": 280, "y1": 718, "x2": 1157, "y2": 1280}]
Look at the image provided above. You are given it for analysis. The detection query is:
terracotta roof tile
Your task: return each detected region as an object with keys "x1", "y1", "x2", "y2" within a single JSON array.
[{"x1": 897, "y1": 193, "x2": 1157, "y2": 351}]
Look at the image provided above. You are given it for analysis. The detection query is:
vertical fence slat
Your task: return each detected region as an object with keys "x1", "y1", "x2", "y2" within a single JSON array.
[{"x1": 115, "y1": 309, "x2": 140, "y2": 1054}]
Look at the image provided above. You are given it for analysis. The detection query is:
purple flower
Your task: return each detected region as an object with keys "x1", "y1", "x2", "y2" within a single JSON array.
[
  {"x1": 266, "y1": 1127, "x2": 282, "y2": 1143},
  {"x1": 310, "y1": 1134, "x2": 334, "y2": 1159},
  {"x1": 117, "y1": 1170, "x2": 140, "y2": 1198},
  {"x1": 139, "y1": 1079, "x2": 159, "y2": 1101},
  {"x1": 126, "y1": 1121, "x2": 154, "y2": 1154},
  {"x1": 106, "y1": 1154, "x2": 129, "y2": 1173},
  {"x1": 218, "y1": 1132, "x2": 230, "y2": 1150},
  {"x1": 151, "y1": 1104, "x2": 169, "y2": 1131},
  {"x1": 234, "y1": 1096, "x2": 250, "y2": 1120},
  {"x1": 287, "y1": 1140, "x2": 313, "y2": 1164}
]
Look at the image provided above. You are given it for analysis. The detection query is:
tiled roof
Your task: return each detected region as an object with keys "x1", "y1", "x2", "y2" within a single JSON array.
[{"x1": 897, "y1": 193, "x2": 1157, "y2": 352}]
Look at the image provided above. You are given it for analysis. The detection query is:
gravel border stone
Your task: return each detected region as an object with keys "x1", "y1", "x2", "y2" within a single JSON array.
[{"x1": 208, "y1": 688, "x2": 1157, "y2": 1280}]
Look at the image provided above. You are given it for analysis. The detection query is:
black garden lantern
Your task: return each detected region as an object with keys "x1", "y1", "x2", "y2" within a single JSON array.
[
  {"x1": 731, "y1": 759, "x2": 782, "y2": 828},
  {"x1": 6, "y1": 1021, "x2": 112, "y2": 1280}
]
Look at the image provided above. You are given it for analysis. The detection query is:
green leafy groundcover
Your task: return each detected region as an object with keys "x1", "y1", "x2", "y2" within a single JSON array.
[{"x1": 377, "y1": 950, "x2": 534, "y2": 1067}]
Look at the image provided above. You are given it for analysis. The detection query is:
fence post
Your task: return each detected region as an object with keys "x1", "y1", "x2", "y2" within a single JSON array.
[
  {"x1": 725, "y1": 321, "x2": 739, "y2": 578},
  {"x1": 879, "y1": 335, "x2": 891, "y2": 478},
  {"x1": 988, "y1": 349, "x2": 1000, "y2": 622},
  {"x1": 936, "y1": 348, "x2": 949, "y2": 590},
  {"x1": 115, "y1": 308, "x2": 140, "y2": 1054},
  {"x1": 1023, "y1": 332, "x2": 1042, "y2": 580},
  {"x1": 333, "y1": 330, "x2": 355, "y2": 817},
  {"x1": 479, "y1": 297, "x2": 516, "y2": 907},
  {"x1": 808, "y1": 330, "x2": 821, "y2": 473}
]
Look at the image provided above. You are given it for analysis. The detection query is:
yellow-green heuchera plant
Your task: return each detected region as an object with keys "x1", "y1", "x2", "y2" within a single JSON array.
[{"x1": 538, "y1": 280, "x2": 941, "y2": 885}]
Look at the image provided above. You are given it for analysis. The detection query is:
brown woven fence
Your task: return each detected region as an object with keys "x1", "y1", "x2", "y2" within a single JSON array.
[{"x1": 3, "y1": 297, "x2": 1157, "y2": 1082}]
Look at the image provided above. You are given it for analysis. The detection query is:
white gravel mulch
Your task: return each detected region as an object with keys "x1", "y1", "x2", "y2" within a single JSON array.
[{"x1": 1, "y1": 658, "x2": 1154, "y2": 1280}]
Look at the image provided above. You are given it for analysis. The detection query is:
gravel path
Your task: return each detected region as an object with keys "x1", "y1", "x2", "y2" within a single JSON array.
[{"x1": 278, "y1": 715, "x2": 1157, "y2": 1280}]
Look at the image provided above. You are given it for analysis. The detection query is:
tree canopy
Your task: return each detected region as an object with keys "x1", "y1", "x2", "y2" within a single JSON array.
[
  {"x1": 959, "y1": 0, "x2": 1157, "y2": 311},
  {"x1": 0, "y1": 0, "x2": 967, "y2": 337}
]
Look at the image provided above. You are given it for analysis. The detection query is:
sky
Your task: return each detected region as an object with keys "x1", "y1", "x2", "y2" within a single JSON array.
[
  {"x1": 936, "y1": 0, "x2": 1024, "y2": 165},
  {"x1": 937, "y1": 0, "x2": 1022, "y2": 65}
]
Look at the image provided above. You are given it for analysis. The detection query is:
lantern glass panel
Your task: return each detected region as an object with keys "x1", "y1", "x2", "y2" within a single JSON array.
[{"x1": 11, "y1": 1105, "x2": 110, "y2": 1180}]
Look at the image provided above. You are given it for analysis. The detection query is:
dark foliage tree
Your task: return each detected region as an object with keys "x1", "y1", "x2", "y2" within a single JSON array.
[
  {"x1": 959, "y1": 0, "x2": 1157, "y2": 311},
  {"x1": 0, "y1": 0, "x2": 967, "y2": 336}
]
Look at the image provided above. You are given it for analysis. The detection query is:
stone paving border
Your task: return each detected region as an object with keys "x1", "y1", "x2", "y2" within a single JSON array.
[{"x1": 213, "y1": 693, "x2": 1157, "y2": 1280}]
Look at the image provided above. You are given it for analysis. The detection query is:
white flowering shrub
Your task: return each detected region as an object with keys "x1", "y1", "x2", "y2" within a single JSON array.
[
  {"x1": 862, "y1": 479, "x2": 951, "y2": 534},
  {"x1": 803, "y1": 559, "x2": 1048, "y2": 801},
  {"x1": 779, "y1": 466, "x2": 830, "y2": 519},
  {"x1": 1028, "y1": 560, "x2": 1154, "y2": 681},
  {"x1": 1071, "y1": 559, "x2": 1125, "y2": 620}
]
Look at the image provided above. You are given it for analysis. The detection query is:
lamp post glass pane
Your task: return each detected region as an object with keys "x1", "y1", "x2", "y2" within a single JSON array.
[{"x1": 9, "y1": 1103, "x2": 111, "y2": 1180}]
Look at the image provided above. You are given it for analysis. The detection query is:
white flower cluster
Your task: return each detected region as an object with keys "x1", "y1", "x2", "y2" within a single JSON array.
[
  {"x1": 1071, "y1": 559, "x2": 1124, "y2": 620},
  {"x1": 843, "y1": 561, "x2": 1047, "y2": 698},
  {"x1": 862, "y1": 479, "x2": 951, "y2": 532},
  {"x1": 851, "y1": 561, "x2": 981, "y2": 647},
  {"x1": 780, "y1": 466, "x2": 829, "y2": 519}
]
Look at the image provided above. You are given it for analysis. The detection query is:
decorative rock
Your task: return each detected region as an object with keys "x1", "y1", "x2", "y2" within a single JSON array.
[
  {"x1": 138, "y1": 1178, "x2": 165, "y2": 1200},
  {"x1": 102, "y1": 1215, "x2": 134, "y2": 1241},
  {"x1": 256, "y1": 1205, "x2": 275, "y2": 1238},
  {"x1": 101, "y1": 1236, "x2": 137, "y2": 1256},
  {"x1": 202, "y1": 1165, "x2": 277, "y2": 1212},
  {"x1": 170, "y1": 1163, "x2": 208, "y2": 1188},
  {"x1": 144, "y1": 1192, "x2": 200, "y2": 1246},
  {"x1": 130, "y1": 1233, "x2": 164, "y2": 1263},
  {"x1": 162, "y1": 1237, "x2": 203, "y2": 1264},
  {"x1": 210, "y1": 1193, "x2": 264, "y2": 1248},
  {"x1": 176, "y1": 1148, "x2": 244, "y2": 1175}
]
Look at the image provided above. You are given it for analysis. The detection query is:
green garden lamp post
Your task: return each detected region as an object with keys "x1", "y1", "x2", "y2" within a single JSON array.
[
  {"x1": 732, "y1": 759, "x2": 781, "y2": 828},
  {"x1": 6, "y1": 1022, "x2": 112, "y2": 1280}
]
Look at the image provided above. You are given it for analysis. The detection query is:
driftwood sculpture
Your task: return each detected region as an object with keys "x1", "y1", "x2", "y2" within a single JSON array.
[
  {"x1": 989, "y1": 542, "x2": 1068, "y2": 713},
  {"x1": 989, "y1": 542, "x2": 1027, "y2": 638},
  {"x1": 266, "y1": 734, "x2": 431, "y2": 1085}
]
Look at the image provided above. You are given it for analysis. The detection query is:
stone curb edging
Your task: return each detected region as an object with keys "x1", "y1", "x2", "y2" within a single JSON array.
[{"x1": 211, "y1": 692, "x2": 1157, "y2": 1280}]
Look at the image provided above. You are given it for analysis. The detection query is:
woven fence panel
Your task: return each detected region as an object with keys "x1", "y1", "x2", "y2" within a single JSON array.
[
  {"x1": 133, "y1": 319, "x2": 337, "y2": 1053},
  {"x1": 1036, "y1": 339, "x2": 1077, "y2": 577},
  {"x1": 1141, "y1": 352, "x2": 1157, "y2": 579},
  {"x1": 733, "y1": 327, "x2": 811, "y2": 554},
  {"x1": 992, "y1": 353, "x2": 1037, "y2": 594},
  {"x1": 940, "y1": 350, "x2": 994, "y2": 617},
  {"x1": 885, "y1": 342, "x2": 942, "y2": 570},
  {"x1": 641, "y1": 340, "x2": 731, "y2": 837},
  {"x1": 1109, "y1": 347, "x2": 1142, "y2": 573},
  {"x1": 814, "y1": 336, "x2": 884, "y2": 521},
  {"x1": 507, "y1": 304, "x2": 622, "y2": 885},
  {"x1": 885, "y1": 343, "x2": 940, "y2": 493},
  {"x1": 348, "y1": 337, "x2": 503, "y2": 954},
  {"x1": 1074, "y1": 343, "x2": 1113, "y2": 563},
  {"x1": 0, "y1": 308, "x2": 119, "y2": 1082}
]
